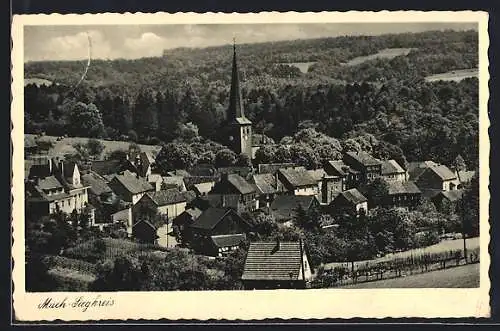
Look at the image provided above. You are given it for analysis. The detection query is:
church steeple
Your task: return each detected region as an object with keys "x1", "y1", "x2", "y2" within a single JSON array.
[{"x1": 228, "y1": 40, "x2": 249, "y2": 122}]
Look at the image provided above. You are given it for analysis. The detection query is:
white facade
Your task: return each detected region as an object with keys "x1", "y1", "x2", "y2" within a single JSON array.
[{"x1": 294, "y1": 186, "x2": 318, "y2": 196}]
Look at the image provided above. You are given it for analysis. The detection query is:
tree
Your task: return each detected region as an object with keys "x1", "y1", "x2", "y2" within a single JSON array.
[
  {"x1": 65, "y1": 101, "x2": 106, "y2": 138},
  {"x1": 25, "y1": 253, "x2": 57, "y2": 292},
  {"x1": 87, "y1": 138, "x2": 105, "y2": 160},
  {"x1": 236, "y1": 153, "x2": 252, "y2": 167},
  {"x1": 91, "y1": 256, "x2": 146, "y2": 291},
  {"x1": 359, "y1": 178, "x2": 390, "y2": 208},
  {"x1": 215, "y1": 149, "x2": 237, "y2": 168},
  {"x1": 155, "y1": 143, "x2": 197, "y2": 172},
  {"x1": 293, "y1": 204, "x2": 322, "y2": 232}
]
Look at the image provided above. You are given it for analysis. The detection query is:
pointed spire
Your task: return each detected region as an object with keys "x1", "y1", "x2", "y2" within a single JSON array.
[{"x1": 228, "y1": 40, "x2": 246, "y2": 121}]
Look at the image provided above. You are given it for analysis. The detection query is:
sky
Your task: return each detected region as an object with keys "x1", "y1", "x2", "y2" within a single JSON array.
[{"x1": 24, "y1": 23, "x2": 477, "y2": 62}]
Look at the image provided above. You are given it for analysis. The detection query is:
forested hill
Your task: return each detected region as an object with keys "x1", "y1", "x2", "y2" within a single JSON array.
[
  {"x1": 24, "y1": 29, "x2": 479, "y2": 169},
  {"x1": 25, "y1": 29, "x2": 477, "y2": 93}
]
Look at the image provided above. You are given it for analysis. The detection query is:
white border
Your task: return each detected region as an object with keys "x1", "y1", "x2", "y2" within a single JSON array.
[{"x1": 11, "y1": 11, "x2": 490, "y2": 321}]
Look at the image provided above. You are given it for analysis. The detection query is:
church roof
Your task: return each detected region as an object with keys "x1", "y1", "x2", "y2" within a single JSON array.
[{"x1": 227, "y1": 43, "x2": 250, "y2": 124}]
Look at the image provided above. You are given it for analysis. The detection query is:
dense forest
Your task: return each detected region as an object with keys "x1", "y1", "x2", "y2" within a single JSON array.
[{"x1": 24, "y1": 29, "x2": 479, "y2": 169}]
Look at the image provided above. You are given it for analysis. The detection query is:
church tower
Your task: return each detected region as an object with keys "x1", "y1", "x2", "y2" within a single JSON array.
[{"x1": 226, "y1": 41, "x2": 252, "y2": 159}]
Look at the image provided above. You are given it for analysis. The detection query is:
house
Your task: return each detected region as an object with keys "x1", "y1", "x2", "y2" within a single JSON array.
[
  {"x1": 258, "y1": 163, "x2": 297, "y2": 174},
  {"x1": 277, "y1": 167, "x2": 318, "y2": 196},
  {"x1": 161, "y1": 176, "x2": 186, "y2": 192},
  {"x1": 172, "y1": 207, "x2": 203, "y2": 241},
  {"x1": 131, "y1": 151, "x2": 155, "y2": 178},
  {"x1": 132, "y1": 220, "x2": 158, "y2": 244},
  {"x1": 183, "y1": 176, "x2": 218, "y2": 196},
  {"x1": 432, "y1": 190, "x2": 464, "y2": 212},
  {"x1": 385, "y1": 180, "x2": 422, "y2": 209},
  {"x1": 108, "y1": 173, "x2": 154, "y2": 205},
  {"x1": 241, "y1": 240, "x2": 313, "y2": 289},
  {"x1": 415, "y1": 164, "x2": 459, "y2": 197},
  {"x1": 146, "y1": 174, "x2": 163, "y2": 191},
  {"x1": 208, "y1": 234, "x2": 247, "y2": 257},
  {"x1": 381, "y1": 159, "x2": 407, "y2": 182},
  {"x1": 208, "y1": 173, "x2": 258, "y2": 212},
  {"x1": 252, "y1": 173, "x2": 285, "y2": 208},
  {"x1": 81, "y1": 171, "x2": 114, "y2": 203},
  {"x1": 343, "y1": 151, "x2": 382, "y2": 182},
  {"x1": 25, "y1": 159, "x2": 91, "y2": 219},
  {"x1": 407, "y1": 161, "x2": 439, "y2": 181},
  {"x1": 186, "y1": 207, "x2": 253, "y2": 255},
  {"x1": 329, "y1": 188, "x2": 368, "y2": 215},
  {"x1": 269, "y1": 195, "x2": 320, "y2": 224},
  {"x1": 133, "y1": 188, "x2": 189, "y2": 222},
  {"x1": 324, "y1": 160, "x2": 354, "y2": 190},
  {"x1": 90, "y1": 159, "x2": 136, "y2": 178}
]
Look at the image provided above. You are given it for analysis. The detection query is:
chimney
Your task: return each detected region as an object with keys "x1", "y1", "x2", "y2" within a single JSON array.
[
  {"x1": 47, "y1": 158, "x2": 52, "y2": 174},
  {"x1": 59, "y1": 161, "x2": 64, "y2": 177}
]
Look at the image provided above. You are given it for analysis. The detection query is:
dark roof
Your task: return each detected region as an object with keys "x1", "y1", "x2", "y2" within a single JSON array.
[
  {"x1": 182, "y1": 190, "x2": 197, "y2": 203},
  {"x1": 345, "y1": 151, "x2": 381, "y2": 167},
  {"x1": 91, "y1": 160, "x2": 124, "y2": 176},
  {"x1": 211, "y1": 234, "x2": 246, "y2": 248},
  {"x1": 189, "y1": 207, "x2": 231, "y2": 230},
  {"x1": 242, "y1": 241, "x2": 305, "y2": 281},
  {"x1": 381, "y1": 160, "x2": 405, "y2": 175},
  {"x1": 270, "y1": 195, "x2": 317, "y2": 221},
  {"x1": 278, "y1": 168, "x2": 317, "y2": 188},
  {"x1": 217, "y1": 166, "x2": 253, "y2": 177},
  {"x1": 387, "y1": 180, "x2": 421, "y2": 195},
  {"x1": 338, "y1": 188, "x2": 367, "y2": 204},
  {"x1": 258, "y1": 163, "x2": 297, "y2": 174},
  {"x1": 62, "y1": 162, "x2": 77, "y2": 179},
  {"x1": 81, "y1": 171, "x2": 112, "y2": 196},
  {"x1": 407, "y1": 161, "x2": 438, "y2": 180},
  {"x1": 183, "y1": 176, "x2": 218, "y2": 189},
  {"x1": 226, "y1": 174, "x2": 256, "y2": 194},
  {"x1": 146, "y1": 188, "x2": 187, "y2": 206},
  {"x1": 326, "y1": 160, "x2": 350, "y2": 176},
  {"x1": 28, "y1": 164, "x2": 52, "y2": 179},
  {"x1": 253, "y1": 173, "x2": 280, "y2": 194},
  {"x1": 427, "y1": 165, "x2": 457, "y2": 181},
  {"x1": 438, "y1": 190, "x2": 464, "y2": 202},
  {"x1": 112, "y1": 174, "x2": 154, "y2": 194}
]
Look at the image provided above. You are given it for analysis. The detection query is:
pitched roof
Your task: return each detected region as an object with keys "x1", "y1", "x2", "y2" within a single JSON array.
[
  {"x1": 307, "y1": 168, "x2": 327, "y2": 181},
  {"x1": 428, "y1": 165, "x2": 457, "y2": 181},
  {"x1": 37, "y1": 176, "x2": 63, "y2": 190},
  {"x1": 112, "y1": 174, "x2": 154, "y2": 194},
  {"x1": 278, "y1": 168, "x2": 317, "y2": 188},
  {"x1": 28, "y1": 164, "x2": 52, "y2": 179},
  {"x1": 146, "y1": 188, "x2": 187, "y2": 206},
  {"x1": 81, "y1": 171, "x2": 112, "y2": 196},
  {"x1": 326, "y1": 160, "x2": 351, "y2": 176},
  {"x1": 381, "y1": 159, "x2": 405, "y2": 175},
  {"x1": 387, "y1": 180, "x2": 421, "y2": 195},
  {"x1": 242, "y1": 241, "x2": 305, "y2": 281},
  {"x1": 217, "y1": 166, "x2": 253, "y2": 177},
  {"x1": 458, "y1": 170, "x2": 475, "y2": 183},
  {"x1": 183, "y1": 176, "x2": 218, "y2": 189},
  {"x1": 167, "y1": 169, "x2": 191, "y2": 177},
  {"x1": 211, "y1": 234, "x2": 246, "y2": 248},
  {"x1": 189, "y1": 207, "x2": 231, "y2": 230},
  {"x1": 91, "y1": 159, "x2": 125, "y2": 176},
  {"x1": 226, "y1": 173, "x2": 256, "y2": 194},
  {"x1": 345, "y1": 151, "x2": 381, "y2": 167},
  {"x1": 407, "y1": 161, "x2": 439, "y2": 180},
  {"x1": 338, "y1": 188, "x2": 367, "y2": 204},
  {"x1": 270, "y1": 195, "x2": 317, "y2": 221},
  {"x1": 161, "y1": 175, "x2": 184, "y2": 188},
  {"x1": 182, "y1": 190, "x2": 197, "y2": 203},
  {"x1": 193, "y1": 182, "x2": 215, "y2": 195},
  {"x1": 258, "y1": 163, "x2": 297, "y2": 174},
  {"x1": 439, "y1": 190, "x2": 464, "y2": 202},
  {"x1": 253, "y1": 173, "x2": 281, "y2": 194}
]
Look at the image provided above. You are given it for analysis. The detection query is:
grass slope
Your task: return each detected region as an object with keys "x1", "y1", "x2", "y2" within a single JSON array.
[{"x1": 342, "y1": 263, "x2": 480, "y2": 288}]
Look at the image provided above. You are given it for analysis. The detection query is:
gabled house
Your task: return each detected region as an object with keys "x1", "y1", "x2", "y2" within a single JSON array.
[
  {"x1": 269, "y1": 195, "x2": 320, "y2": 224},
  {"x1": 277, "y1": 167, "x2": 318, "y2": 196},
  {"x1": 183, "y1": 176, "x2": 218, "y2": 196},
  {"x1": 324, "y1": 160, "x2": 354, "y2": 190},
  {"x1": 108, "y1": 173, "x2": 154, "y2": 205},
  {"x1": 241, "y1": 240, "x2": 312, "y2": 289},
  {"x1": 208, "y1": 173, "x2": 258, "y2": 212},
  {"x1": 381, "y1": 159, "x2": 407, "y2": 182},
  {"x1": 329, "y1": 188, "x2": 368, "y2": 215},
  {"x1": 186, "y1": 207, "x2": 253, "y2": 255},
  {"x1": 343, "y1": 151, "x2": 382, "y2": 182},
  {"x1": 432, "y1": 190, "x2": 464, "y2": 212},
  {"x1": 81, "y1": 171, "x2": 114, "y2": 203},
  {"x1": 407, "y1": 161, "x2": 439, "y2": 181},
  {"x1": 385, "y1": 180, "x2": 422, "y2": 209},
  {"x1": 90, "y1": 159, "x2": 137, "y2": 178},
  {"x1": 251, "y1": 173, "x2": 285, "y2": 208},
  {"x1": 26, "y1": 159, "x2": 91, "y2": 219},
  {"x1": 209, "y1": 234, "x2": 247, "y2": 257},
  {"x1": 415, "y1": 164, "x2": 459, "y2": 197},
  {"x1": 172, "y1": 207, "x2": 203, "y2": 241},
  {"x1": 133, "y1": 188, "x2": 189, "y2": 221},
  {"x1": 132, "y1": 219, "x2": 158, "y2": 244}
]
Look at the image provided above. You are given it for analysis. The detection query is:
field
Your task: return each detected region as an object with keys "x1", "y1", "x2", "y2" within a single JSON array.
[
  {"x1": 341, "y1": 263, "x2": 480, "y2": 288},
  {"x1": 25, "y1": 134, "x2": 162, "y2": 159},
  {"x1": 342, "y1": 48, "x2": 415, "y2": 66},
  {"x1": 25, "y1": 77, "x2": 55, "y2": 87},
  {"x1": 424, "y1": 68, "x2": 478, "y2": 82},
  {"x1": 279, "y1": 62, "x2": 317, "y2": 73},
  {"x1": 324, "y1": 237, "x2": 479, "y2": 270}
]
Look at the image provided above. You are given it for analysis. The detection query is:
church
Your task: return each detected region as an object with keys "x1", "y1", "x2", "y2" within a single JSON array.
[{"x1": 223, "y1": 42, "x2": 253, "y2": 159}]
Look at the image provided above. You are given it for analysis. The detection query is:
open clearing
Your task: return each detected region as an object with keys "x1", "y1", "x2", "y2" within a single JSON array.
[
  {"x1": 341, "y1": 263, "x2": 480, "y2": 288},
  {"x1": 343, "y1": 48, "x2": 415, "y2": 66},
  {"x1": 324, "y1": 237, "x2": 479, "y2": 270},
  {"x1": 25, "y1": 134, "x2": 162, "y2": 159},
  {"x1": 278, "y1": 62, "x2": 317, "y2": 73},
  {"x1": 25, "y1": 77, "x2": 55, "y2": 87},
  {"x1": 424, "y1": 68, "x2": 478, "y2": 82}
]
